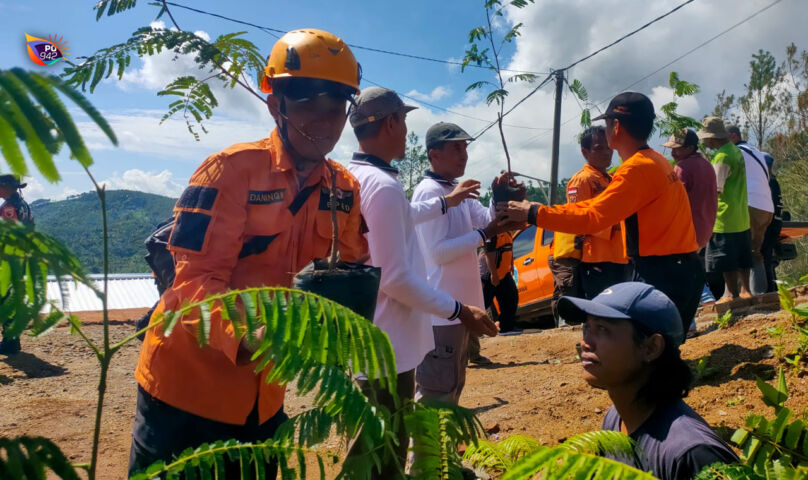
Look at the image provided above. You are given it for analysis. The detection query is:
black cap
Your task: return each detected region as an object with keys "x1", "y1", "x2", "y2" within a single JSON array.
[
  {"x1": 425, "y1": 122, "x2": 474, "y2": 150},
  {"x1": 592, "y1": 92, "x2": 656, "y2": 124},
  {"x1": 0, "y1": 175, "x2": 26, "y2": 189}
]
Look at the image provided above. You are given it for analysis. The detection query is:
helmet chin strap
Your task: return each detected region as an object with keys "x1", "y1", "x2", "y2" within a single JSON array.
[{"x1": 276, "y1": 95, "x2": 331, "y2": 169}]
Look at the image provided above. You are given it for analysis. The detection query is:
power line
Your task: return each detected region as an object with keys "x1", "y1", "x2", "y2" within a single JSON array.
[
  {"x1": 474, "y1": 0, "x2": 697, "y2": 139},
  {"x1": 555, "y1": 0, "x2": 788, "y2": 143},
  {"x1": 163, "y1": 1, "x2": 550, "y2": 75},
  {"x1": 471, "y1": 72, "x2": 556, "y2": 139},
  {"x1": 562, "y1": 0, "x2": 696, "y2": 71},
  {"x1": 498, "y1": 0, "x2": 786, "y2": 150},
  {"x1": 363, "y1": 78, "x2": 553, "y2": 131}
]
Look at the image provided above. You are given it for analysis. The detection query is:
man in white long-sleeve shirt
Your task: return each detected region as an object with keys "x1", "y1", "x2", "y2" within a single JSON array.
[
  {"x1": 345, "y1": 88, "x2": 498, "y2": 477},
  {"x1": 412, "y1": 122, "x2": 515, "y2": 404}
]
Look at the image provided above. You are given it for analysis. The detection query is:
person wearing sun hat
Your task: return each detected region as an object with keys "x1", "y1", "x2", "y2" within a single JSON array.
[
  {"x1": 558, "y1": 282, "x2": 738, "y2": 479},
  {"x1": 697, "y1": 117, "x2": 753, "y2": 303}
]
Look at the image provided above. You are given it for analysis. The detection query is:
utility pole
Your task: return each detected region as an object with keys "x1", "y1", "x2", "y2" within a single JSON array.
[{"x1": 549, "y1": 69, "x2": 564, "y2": 205}]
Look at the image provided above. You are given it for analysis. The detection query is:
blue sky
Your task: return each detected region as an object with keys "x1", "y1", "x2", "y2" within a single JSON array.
[{"x1": 1, "y1": 0, "x2": 807, "y2": 201}]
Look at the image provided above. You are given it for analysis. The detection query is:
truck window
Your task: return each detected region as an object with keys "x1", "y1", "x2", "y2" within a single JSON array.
[
  {"x1": 512, "y1": 225, "x2": 538, "y2": 259},
  {"x1": 541, "y1": 229, "x2": 554, "y2": 246}
]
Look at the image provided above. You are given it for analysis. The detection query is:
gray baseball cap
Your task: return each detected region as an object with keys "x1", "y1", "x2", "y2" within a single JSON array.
[
  {"x1": 425, "y1": 122, "x2": 474, "y2": 150},
  {"x1": 558, "y1": 282, "x2": 685, "y2": 347},
  {"x1": 349, "y1": 87, "x2": 417, "y2": 128}
]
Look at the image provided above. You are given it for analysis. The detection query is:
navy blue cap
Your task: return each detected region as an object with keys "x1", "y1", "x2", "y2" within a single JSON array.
[{"x1": 558, "y1": 282, "x2": 684, "y2": 347}]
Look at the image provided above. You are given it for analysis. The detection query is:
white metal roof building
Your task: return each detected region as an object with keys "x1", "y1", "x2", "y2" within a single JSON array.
[{"x1": 46, "y1": 274, "x2": 160, "y2": 312}]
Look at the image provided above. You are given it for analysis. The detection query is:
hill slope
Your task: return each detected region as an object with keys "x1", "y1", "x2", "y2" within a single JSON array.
[{"x1": 30, "y1": 190, "x2": 177, "y2": 274}]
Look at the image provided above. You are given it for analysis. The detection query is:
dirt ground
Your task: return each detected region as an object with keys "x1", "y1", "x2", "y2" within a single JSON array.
[{"x1": 3, "y1": 293, "x2": 808, "y2": 479}]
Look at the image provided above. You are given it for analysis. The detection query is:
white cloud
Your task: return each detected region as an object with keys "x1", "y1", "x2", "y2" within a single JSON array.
[
  {"x1": 405, "y1": 85, "x2": 452, "y2": 102},
  {"x1": 75, "y1": 108, "x2": 271, "y2": 162},
  {"x1": 648, "y1": 86, "x2": 701, "y2": 118},
  {"x1": 101, "y1": 169, "x2": 186, "y2": 197}
]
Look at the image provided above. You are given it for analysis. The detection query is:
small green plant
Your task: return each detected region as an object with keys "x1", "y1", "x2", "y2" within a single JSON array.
[
  {"x1": 715, "y1": 310, "x2": 734, "y2": 329},
  {"x1": 726, "y1": 396, "x2": 746, "y2": 407},
  {"x1": 767, "y1": 325, "x2": 785, "y2": 338},
  {"x1": 693, "y1": 357, "x2": 716, "y2": 381},
  {"x1": 776, "y1": 284, "x2": 808, "y2": 374}
]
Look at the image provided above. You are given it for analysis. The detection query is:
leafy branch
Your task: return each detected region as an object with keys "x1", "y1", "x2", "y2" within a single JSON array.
[{"x1": 462, "y1": 0, "x2": 536, "y2": 172}]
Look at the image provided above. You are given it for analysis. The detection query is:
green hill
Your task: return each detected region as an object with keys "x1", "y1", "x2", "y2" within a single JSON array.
[{"x1": 30, "y1": 190, "x2": 177, "y2": 274}]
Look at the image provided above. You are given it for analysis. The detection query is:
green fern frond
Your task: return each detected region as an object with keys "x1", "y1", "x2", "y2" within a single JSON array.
[
  {"x1": 129, "y1": 438, "x2": 334, "y2": 480},
  {"x1": 0, "y1": 221, "x2": 97, "y2": 337},
  {"x1": 0, "y1": 436, "x2": 80, "y2": 480},
  {"x1": 408, "y1": 402, "x2": 484, "y2": 480},
  {"x1": 44, "y1": 73, "x2": 118, "y2": 146},
  {"x1": 501, "y1": 445, "x2": 657, "y2": 480},
  {"x1": 0, "y1": 69, "x2": 117, "y2": 180},
  {"x1": 94, "y1": 0, "x2": 138, "y2": 20},
  {"x1": 154, "y1": 287, "x2": 398, "y2": 392},
  {"x1": 158, "y1": 76, "x2": 219, "y2": 142},
  {"x1": 562, "y1": 429, "x2": 638, "y2": 457},
  {"x1": 694, "y1": 462, "x2": 763, "y2": 480}
]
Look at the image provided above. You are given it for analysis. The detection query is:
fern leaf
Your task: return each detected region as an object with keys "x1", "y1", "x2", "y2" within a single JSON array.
[{"x1": 0, "y1": 436, "x2": 80, "y2": 480}]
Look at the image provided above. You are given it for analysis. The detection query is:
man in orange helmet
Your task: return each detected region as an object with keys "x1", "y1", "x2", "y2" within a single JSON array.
[{"x1": 129, "y1": 29, "x2": 368, "y2": 477}]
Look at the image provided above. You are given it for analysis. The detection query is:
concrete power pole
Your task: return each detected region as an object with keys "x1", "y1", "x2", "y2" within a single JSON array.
[{"x1": 549, "y1": 69, "x2": 564, "y2": 205}]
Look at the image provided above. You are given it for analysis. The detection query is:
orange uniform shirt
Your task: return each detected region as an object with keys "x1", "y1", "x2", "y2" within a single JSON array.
[
  {"x1": 491, "y1": 232, "x2": 514, "y2": 279},
  {"x1": 537, "y1": 149, "x2": 698, "y2": 258},
  {"x1": 566, "y1": 164, "x2": 628, "y2": 264},
  {"x1": 136, "y1": 129, "x2": 368, "y2": 425}
]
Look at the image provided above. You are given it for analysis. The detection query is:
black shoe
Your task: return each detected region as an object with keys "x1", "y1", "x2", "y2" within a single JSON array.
[
  {"x1": 0, "y1": 337, "x2": 21, "y2": 355},
  {"x1": 470, "y1": 355, "x2": 492, "y2": 366}
]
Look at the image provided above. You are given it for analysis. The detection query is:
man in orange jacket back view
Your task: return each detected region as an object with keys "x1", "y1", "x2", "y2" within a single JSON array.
[{"x1": 128, "y1": 29, "x2": 369, "y2": 477}]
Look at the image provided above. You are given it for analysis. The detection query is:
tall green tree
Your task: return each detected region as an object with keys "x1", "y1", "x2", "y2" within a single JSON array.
[
  {"x1": 740, "y1": 49, "x2": 787, "y2": 146},
  {"x1": 392, "y1": 132, "x2": 429, "y2": 199}
]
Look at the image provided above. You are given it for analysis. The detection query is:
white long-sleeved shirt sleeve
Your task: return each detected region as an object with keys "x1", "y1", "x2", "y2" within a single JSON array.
[
  {"x1": 413, "y1": 183, "x2": 485, "y2": 266},
  {"x1": 468, "y1": 198, "x2": 494, "y2": 229},
  {"x1": 410, "y1": 195, "x2": 446, "y2": 225},
  {"x1": 366, "y1": 185, "x2": 458, "y2": 319}
]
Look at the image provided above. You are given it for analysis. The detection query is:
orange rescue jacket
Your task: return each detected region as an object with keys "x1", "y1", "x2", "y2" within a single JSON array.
[
  {"x1": 537, "y1": 149, "x2": 697, "y2": 258},
  {"x1": 135, "y1": 129, "x2": 368, "y2": 425},
  {"x1": 566, "y1": 164, "x2": 628, "y2": 264}
]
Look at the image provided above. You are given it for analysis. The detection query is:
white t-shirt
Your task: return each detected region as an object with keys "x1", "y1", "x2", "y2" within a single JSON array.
[
  {"x1": 348, "y1": 157, "x2": 461, "y2": 373},
  {"x1": 737, "y1": 142, "x2": 774, "y2": 213},
  {"x1": 412, "y1": 174, "x2": 491, "y2": 327}
]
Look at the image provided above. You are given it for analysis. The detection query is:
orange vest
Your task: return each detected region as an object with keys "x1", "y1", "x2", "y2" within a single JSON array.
[
  {"x1": 136, "y1": 129, "x2": 368, "y2": 425},
  {"x1": 566, "y1": 164, "x2": 628, "y2": 264},
  {"x1": 537, "y1": 149, "x2": 698, "y2": 258}
]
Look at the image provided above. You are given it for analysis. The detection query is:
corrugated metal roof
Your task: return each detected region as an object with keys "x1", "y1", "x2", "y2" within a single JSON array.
[{"x1": 46, "y1": 274, "x2": 160, "y2": 312}]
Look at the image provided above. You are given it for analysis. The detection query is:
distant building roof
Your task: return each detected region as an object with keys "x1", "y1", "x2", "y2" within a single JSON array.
[{"x1": 46, "y1": 274, "x2": 159, "y2": 312}]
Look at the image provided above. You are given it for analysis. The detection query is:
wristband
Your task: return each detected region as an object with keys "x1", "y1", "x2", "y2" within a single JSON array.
[
  {"x1": 448, "y1": 301, "x2": 462, "y2": 320},
  {"x1": 527, "y1": 204, "x2": 539, "y2": 226}
]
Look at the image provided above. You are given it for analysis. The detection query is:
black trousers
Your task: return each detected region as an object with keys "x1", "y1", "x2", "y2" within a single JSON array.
[
  {"x1": 482, "y1": 273, "x2": 519, "y2": 332},
  {"x1": 634, "y1": 253, "x2": 704, "y2": 339},
  {"x1": 579, "y1": 262, "x2": 634, "y2": 299},
  {"x1": 129, "y1": 386, "x2": 288, "y2": 478}
]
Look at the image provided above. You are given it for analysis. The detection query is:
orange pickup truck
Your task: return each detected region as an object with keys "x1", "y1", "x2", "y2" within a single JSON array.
[{"x1": 511, "y1": 221, "x2": 808, "y2": 327}]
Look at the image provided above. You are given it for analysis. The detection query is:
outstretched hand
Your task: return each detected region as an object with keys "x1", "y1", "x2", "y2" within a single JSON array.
[{"x1": 445, "y1": 179, "x2": 481, "y2": 208}]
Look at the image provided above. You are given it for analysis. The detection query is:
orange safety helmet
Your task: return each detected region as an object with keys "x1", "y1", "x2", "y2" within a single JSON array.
[{"x1": 260, "y1": 29, "x2": 361, "y2": 94}]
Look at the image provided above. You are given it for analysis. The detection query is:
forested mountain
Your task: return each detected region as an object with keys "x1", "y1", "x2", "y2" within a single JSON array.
[{"x1": 30, "y1": 190, "x2": 176, "y2": 274}]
